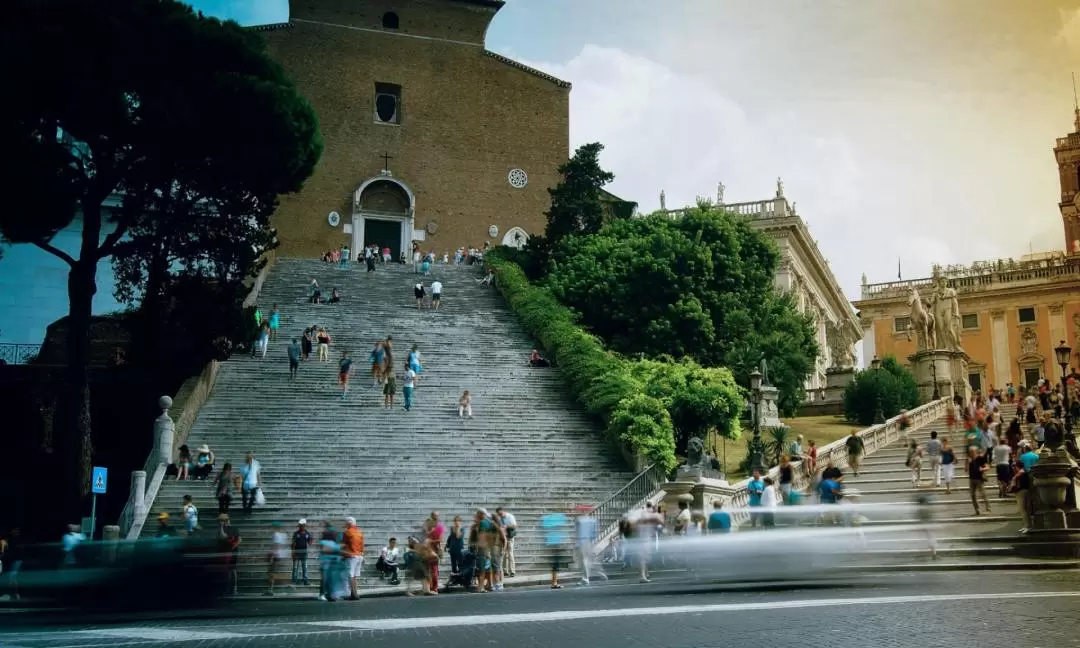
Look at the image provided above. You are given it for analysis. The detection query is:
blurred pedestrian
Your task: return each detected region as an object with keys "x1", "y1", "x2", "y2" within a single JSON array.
[
  {"x1": 318, "y1": 524, "x2": 340, "y2": 602},
  {"x1": 574, "y1": 506, "x2": 605, "y2": 585},
  {"x1": 940, "y1": 440, "x2": 956, "y2": 494},
  {"x1": 925, "y1": 431, "x2": 943, "y2": 486},
  {"x1": 761, "y1": 477, "x2": 778, "y2": 527},
  {"x1": 540, "y1": 508, "x2": 572, "y2": 589}
]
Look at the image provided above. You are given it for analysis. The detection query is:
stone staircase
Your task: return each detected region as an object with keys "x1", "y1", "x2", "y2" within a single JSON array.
[
  {"x1": 829, "y1": 419, "x2": 1037, "y2": 566},
  {"x1": 146, "y1": 258, "x2": 636, "y2": 593}
]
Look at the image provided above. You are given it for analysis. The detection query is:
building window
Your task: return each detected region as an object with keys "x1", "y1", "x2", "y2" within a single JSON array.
[
  {"x1": 1017, "y1": 307, "x2": 1036, "y2": 324},
  {"x1": 968, "y1": 372, "x2": 982, "y2": 393},
  {"x1": 374, "y1": 83, "x2": 401, "y2": 124},
  {"x1": 382, "y1": 12, "x2": 399, "y2": 29},
  {"x1": 893, "y1": 316, "x2": 911, "y2": 333},
  {"x1": 961, "y1": 313, "x2": 979, "y2": 330}
]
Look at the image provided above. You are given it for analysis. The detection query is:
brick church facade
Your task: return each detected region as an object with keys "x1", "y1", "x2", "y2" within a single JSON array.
[{"x1": 259, "y1": 0, "x2": 570, "y2": 260}]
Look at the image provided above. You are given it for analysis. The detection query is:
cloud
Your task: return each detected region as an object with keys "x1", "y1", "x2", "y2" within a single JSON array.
[{"x1": 518, "y1": 45, "x2": 897, "y2": 302}]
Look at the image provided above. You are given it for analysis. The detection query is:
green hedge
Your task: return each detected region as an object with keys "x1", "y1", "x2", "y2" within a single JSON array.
[{"x1": 487, "y1": 253, "x2": 744, "y2": 472}]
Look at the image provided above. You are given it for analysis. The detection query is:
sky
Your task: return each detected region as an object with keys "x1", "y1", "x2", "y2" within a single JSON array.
[{"x1": 188, "y1": 0, "x2": 1080, "y2": 304}]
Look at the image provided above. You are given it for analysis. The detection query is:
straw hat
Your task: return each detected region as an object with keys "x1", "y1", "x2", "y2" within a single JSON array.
[
  {"x1": 158, "y1": 512, "x2": 170, "y2": 520},
  {"x1": 197, "y1": 444, "x2": 211, "y2": 453}
]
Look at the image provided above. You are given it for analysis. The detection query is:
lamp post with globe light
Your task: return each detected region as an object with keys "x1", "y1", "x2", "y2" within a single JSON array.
[{"x1": 1055, "y1": 340, "x2": 1074, "y2": 436}]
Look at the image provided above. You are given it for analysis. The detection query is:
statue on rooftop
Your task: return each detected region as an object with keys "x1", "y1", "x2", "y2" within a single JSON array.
[{"x1": 776, "y1": 176, "x2": 784, "y2": 198}]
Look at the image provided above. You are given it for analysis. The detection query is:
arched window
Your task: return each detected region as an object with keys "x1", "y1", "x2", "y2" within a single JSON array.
[{"x1": 382, "y1": 12, "x2": 399, "y2": 29}]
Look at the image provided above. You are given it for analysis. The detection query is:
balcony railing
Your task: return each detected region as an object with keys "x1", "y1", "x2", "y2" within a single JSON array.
[
  {"x1": 0, "y1": 343, "x2": 41, "y2": 365},
  {"x1": 861, "y1": 255, "x2": 1080, "y2": 301}
]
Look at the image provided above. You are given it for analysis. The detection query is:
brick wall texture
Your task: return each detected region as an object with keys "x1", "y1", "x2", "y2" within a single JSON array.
[{"x1": 263, "y1": 0, "x2": 570, "y2": 259}]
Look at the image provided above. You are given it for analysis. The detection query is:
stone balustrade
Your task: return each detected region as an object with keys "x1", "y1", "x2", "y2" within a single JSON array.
[
  {"x1": 861, "y1": 255, "x2": 1080, "y2": 301},
  {"x1": 652, "y1": 397, "x2": 949, "y2": 530}
]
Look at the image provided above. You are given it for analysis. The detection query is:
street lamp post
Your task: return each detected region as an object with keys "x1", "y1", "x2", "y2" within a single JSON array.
[
  {"x1": 1054, "y1": 340, "x2": 1073, "y2": 433},
  {"x1": 749, "y1": 369, "x2": 766, "y2": 473},
  {"x1": 870, "y1": 356, "x2": 886, "y2": 424}
]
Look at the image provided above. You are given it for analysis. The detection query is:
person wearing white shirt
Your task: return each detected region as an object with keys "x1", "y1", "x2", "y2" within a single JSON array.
[
  {"x1": 430, "y1": 280, "x2": 443, "y2": 311},
  {"x1": 403, "y1": 368, "x2": 417, "y2": 411},
  {"x1": 378, "y1": 538, "x2": 402, "y2": 584},
  {"x1": 761, "y1": 477, "x2": 779, "y2": 528},
  {"x1": 496, "y1": 507, "x2": 518, "y2": 576}
]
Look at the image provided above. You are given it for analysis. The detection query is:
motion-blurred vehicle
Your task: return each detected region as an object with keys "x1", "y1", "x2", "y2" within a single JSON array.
[
  {"x1": 634, "y1": 502, "x2": 937, "y2": 584},
  {"x1": 10, "y1": 534, "x2": 233, "y2": 610}
]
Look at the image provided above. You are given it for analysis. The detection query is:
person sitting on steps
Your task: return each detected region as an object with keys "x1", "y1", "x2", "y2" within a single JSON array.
[{"x1": 529, "y1": 349, "x2": 551, "y2": 367}]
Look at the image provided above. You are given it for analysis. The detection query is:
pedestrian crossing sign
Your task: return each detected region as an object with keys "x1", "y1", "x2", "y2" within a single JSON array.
[{"x1": 92, "y1": 466, "x2": 108, "y2": 494}]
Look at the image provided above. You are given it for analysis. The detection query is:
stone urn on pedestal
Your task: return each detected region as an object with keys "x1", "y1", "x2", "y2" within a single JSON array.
[{"x1": 1016, "y1": 419, "x2": 1080, "y2": 557}]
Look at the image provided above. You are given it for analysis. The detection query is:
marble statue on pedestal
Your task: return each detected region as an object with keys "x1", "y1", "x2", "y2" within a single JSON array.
[
  {"x1": 931, "y1": 277, "x2": 963, "y2": 352},
  {"x1": 908, "y1": 287, "x2": 936, "y2": 351},
  {"x1": 826, "y1": 321, "x2": 856, "y2": 368}
]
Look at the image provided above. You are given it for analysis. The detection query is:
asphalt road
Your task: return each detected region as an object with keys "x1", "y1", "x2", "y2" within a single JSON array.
[{"x1": 4, "y1": 571, "x2": 1080, "y2": 648}]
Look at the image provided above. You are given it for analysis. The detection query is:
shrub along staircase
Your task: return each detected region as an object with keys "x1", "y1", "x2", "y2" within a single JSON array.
[{"x1": 146, "y1": 258, "x2": 637, "y2": 594}]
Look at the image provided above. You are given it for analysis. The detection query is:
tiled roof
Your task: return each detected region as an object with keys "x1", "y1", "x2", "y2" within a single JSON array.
[{"x1": 482, "y1": 50, "x2": 571, "y2": 89}]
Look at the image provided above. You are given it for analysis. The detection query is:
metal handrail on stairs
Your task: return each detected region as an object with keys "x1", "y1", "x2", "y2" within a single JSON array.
[{"x1": 587, "y1": 463, "x2": 668, "y2": 549}]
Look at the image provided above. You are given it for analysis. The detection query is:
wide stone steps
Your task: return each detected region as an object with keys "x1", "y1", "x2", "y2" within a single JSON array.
[{"x1": 144, "y1": 258, "x2": 636, "y2": 593}]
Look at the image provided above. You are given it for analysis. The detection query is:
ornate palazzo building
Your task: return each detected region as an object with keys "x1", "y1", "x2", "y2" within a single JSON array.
[
  {"x1": 854, "y1": 108, "x2": 1080, "y2": 392},
  {"x1": 660, "y1": 180, "x2": 862, "y2": 395}
]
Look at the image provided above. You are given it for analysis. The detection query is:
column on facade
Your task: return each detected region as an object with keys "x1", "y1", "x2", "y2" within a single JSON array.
[
  {"x1": 1050, "y1": 302, "x2": 1067, "y2": 351},
  {"x1": 861, "y1": 318, "x2": 875, "y2": 369},
  {"x1": 990, "y1": 309, "x2": 1011, "y2": 388}
]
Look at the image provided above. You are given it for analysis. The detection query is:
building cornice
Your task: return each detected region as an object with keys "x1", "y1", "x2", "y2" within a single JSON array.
[
  {"x1": 482, "y1": 50, "x2": 571, "y2": 88},
  {"x1": 754, "y1": 216, "x2": 860, "y2": 336}
]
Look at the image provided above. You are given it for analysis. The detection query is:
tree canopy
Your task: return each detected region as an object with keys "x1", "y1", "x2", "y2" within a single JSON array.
[
  {"x1": 544, "y1": 207, "x2": 819, "y2": 414},
  {"x1": 0, "y1": 0, "x2": 321, "y2": 500},
  {"x1": 842, "y1": 355, "x2": 922, "y2": 425}
]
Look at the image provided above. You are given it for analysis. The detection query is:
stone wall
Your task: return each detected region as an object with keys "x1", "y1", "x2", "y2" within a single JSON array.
[
  {"x1": 262, "y1": 0, "x2": 570, "y2": 258},
  {"x1": 168, "y1": 359, "x2": 220, "y2": 458}
]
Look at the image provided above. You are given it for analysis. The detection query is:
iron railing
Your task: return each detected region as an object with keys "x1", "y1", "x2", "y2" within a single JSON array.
[
  {"x1": 587, "y1": 463, "x2": 668, "y2": 545},
  {"x1": 0, "y1": 343, "x2": 41, "y2": 365}
]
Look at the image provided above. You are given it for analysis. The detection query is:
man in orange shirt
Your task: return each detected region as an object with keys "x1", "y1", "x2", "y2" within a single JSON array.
[{"x1": 342, "y1": 516, "x2": 365, "y2": 600}]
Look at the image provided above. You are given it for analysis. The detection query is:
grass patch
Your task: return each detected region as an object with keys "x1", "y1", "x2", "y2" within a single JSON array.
[{"x1": 708, "y1": 415, "x2": 861, "y2": 479}]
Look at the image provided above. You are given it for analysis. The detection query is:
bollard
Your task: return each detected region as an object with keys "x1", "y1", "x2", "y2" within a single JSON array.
[{"x1": 102, "y1": 525, "x2": 120, "y2": 563}]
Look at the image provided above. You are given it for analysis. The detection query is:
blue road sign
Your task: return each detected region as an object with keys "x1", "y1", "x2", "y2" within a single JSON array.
[{"x1": 92, "y1": 466, "x2": 108, "y2": 495}]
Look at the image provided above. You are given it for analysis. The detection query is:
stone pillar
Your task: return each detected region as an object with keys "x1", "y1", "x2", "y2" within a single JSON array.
[
  {"x1": 102, "y1": 525, "x2": 120, "y2": 563},
  {"x1": 909, "y1": 349, "x2": 970, "y2": 402},
  {"x1": 131, "y1": 469, "x2": 147, "y2": 521},
  {"x1": 155, "y1": 395, "x2": 175, "y2": 466}
]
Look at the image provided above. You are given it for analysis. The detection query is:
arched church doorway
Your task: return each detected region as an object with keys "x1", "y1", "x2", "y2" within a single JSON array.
[
  {"x1": 501, "y1": 227, "x2": 529, "y2": 249},
  {"x1": 352, "y1": 176, "x2": 415, "y2": 262}
]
